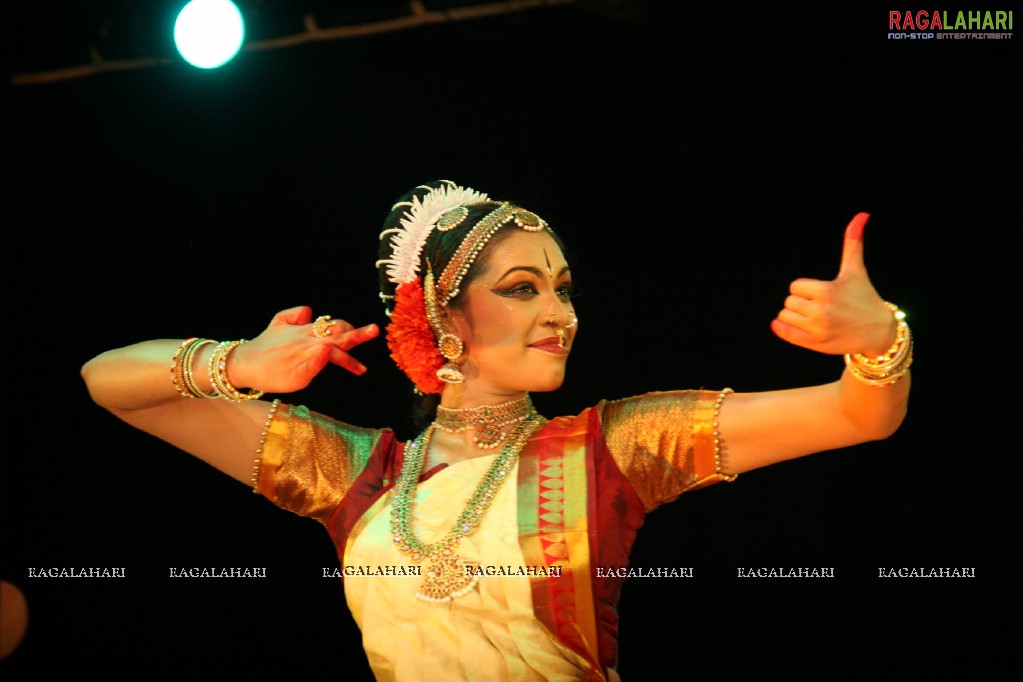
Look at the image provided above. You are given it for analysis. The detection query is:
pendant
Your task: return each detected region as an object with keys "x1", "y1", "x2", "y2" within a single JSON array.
[
  {"x1": 416, "y1": 548, "x2": 479, "y2": 603},
  {"x1": 474, "y1": 422, "x2": 505, "y2": 449}
]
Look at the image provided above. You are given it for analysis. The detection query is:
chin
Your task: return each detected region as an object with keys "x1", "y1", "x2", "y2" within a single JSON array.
[{"x1": 530, "y1": 372, "x2": 567, "y2": 393}]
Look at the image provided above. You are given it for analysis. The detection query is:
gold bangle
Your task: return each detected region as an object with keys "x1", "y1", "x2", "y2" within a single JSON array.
[
  {"x1": 171, "y1": 338, "x2": 218, "y2": 399},
  {"x1": 170, "y1": 338, "x2": 195, "y2": 398},
  {"x1": 208, "y1": 340, "x2": 265, "y2": 402},
  {"x1": 844, "y1": 303, "x2": 913, "y2": 387}
]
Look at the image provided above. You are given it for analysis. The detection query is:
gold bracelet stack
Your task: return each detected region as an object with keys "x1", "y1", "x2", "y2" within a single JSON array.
[
  {"x1": 844, "y1": 302, "x2": 913, "y2": 387},
  {"x1": 171, "y1": 337, "x2": 265, "y2": 400},
  {"x1": 171, "y1": 338, "x2": 219, "y2": 399},
  {"x1": 208, "y1": 340, "x2": 265, "y2": 402}
]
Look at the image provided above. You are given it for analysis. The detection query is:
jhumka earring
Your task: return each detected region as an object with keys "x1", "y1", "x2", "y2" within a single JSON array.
[
  {"x1": 424, "y1": 264, "x2": 464, "y2": 384},
  {"x1": 435, "y1": 331, "x2": 465, "y2": 384}
]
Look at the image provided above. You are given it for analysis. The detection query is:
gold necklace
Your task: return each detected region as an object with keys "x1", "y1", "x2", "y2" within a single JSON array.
[
  {"x1": 433, "y1": 394, "x2": 535, "y2": 449},
  {"x1": 390, "y1": 410, "x2": 547, "y2": 602}
]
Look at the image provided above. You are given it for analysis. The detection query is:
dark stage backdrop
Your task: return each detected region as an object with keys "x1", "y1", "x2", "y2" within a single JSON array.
[{"x1": 3, "y1": 2, "x2": 1016, "y2": 678}]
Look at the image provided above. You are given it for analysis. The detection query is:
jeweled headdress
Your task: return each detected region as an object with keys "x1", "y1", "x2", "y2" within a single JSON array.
[{"x1": 376, "y1": 181, "x2": 491, "y2": 290}]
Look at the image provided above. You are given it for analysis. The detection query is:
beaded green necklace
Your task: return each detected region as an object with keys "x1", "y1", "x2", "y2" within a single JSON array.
[{"x1": 390, "y1": 406, "x2": 547, "y2": 603}]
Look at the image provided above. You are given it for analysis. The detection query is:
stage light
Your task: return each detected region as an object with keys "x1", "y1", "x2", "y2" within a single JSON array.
[{"x1": 173, "y1": 0, "x2": 245, "y2": 69}]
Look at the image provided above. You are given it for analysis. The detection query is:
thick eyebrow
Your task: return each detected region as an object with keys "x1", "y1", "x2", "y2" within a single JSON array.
[{"x1": 495, "y1": 265, "x2": 571, "y2": 282}]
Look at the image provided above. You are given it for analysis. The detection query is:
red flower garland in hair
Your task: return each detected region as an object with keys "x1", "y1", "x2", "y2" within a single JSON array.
[{"x1": 386, "y1": 278, "x2": 445, "y2": 395}]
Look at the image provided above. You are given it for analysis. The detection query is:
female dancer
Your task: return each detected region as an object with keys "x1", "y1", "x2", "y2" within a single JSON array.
[{"x1": 82, "y1": 180, "x2": 911, "y2": 680}]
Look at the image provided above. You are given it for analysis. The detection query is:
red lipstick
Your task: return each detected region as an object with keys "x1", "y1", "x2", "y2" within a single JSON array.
[{"x1": 530, "y1": 337, "x2": 570, "y2": 354}]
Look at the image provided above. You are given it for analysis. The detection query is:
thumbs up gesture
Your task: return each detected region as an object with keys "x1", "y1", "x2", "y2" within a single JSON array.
[{"x1": 770, "y1": 213, "x2": 898, "y2": 357}]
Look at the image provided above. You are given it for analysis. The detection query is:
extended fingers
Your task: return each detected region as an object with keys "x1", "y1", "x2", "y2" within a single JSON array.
[
  {"x1": 306, "y1": 318, "x2": 376, "y2": 344},
  {"x1": 328, "y1": 324, "x2": 379, "y2": 375},
  {"x1": 323, "y1": 323, "x2": 378, "y2": 349},
  {"x1": 329, "y1": 349, "x2": 368, "y2": 376}
]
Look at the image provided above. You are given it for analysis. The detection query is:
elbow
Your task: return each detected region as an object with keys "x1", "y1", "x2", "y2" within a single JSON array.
[
  {"x1": 860, "y1": 395, "x2": 909, "y2": 442},
  {"x1": 80, "y1": 357, "x2": 100, "y2": 402},
  {"x1": 871, "y1": 410, "x2": 906, "y2": 441},
  {"x1": 80, "y1": 357, "x2": 95, "y2": 385},
  {"x1": 841, "y1": 372, "x2": 911, "y2": 443},
  {"x1": 80, "y1": 354, "x2": 115, "y2": 409}
]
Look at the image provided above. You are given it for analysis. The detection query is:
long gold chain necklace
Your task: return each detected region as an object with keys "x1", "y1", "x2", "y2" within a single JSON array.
[{"x1": 390, "y1": 406, "x2": 547, "y2": 603}]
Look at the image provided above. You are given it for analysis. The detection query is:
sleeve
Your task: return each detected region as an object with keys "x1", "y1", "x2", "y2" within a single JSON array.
[
  {"x1": 252, "y1": 402, "x2": 390, "y2": 525},
  {"x1": 599, "y1": 389, "x2": 736, "y2": 512}
]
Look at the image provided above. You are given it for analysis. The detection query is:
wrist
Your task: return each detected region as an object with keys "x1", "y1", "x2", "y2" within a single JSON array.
[
  {"x1": 209, "y1": 340, "x2": 265, "y2": 401},
  {"x1": 863, "y1": 302, "x2": 900, "y2": 358},
  {"x1": 844, "y1": 303, "x2": 912, "y2": 387}
]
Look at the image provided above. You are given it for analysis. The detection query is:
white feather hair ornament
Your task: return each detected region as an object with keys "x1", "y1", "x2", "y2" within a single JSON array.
[{"x1": 377, "y1": 181, "x2": 491, "y2": 285}]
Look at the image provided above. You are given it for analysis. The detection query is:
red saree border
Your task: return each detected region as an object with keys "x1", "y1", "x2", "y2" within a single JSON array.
[{"x1": 518, "y1": 413, "x2": 605, "y2": 681}]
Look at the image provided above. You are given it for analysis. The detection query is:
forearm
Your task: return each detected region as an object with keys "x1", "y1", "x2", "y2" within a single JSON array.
[
  {"x1": 82, "y1": 334, "x2": 280, "y2": 412},
  {"x1": 82, "y1": 339, "x2": 205, "y2": 411},
  {"x1": 718, "y1": 367, "x2": 910, "y2": 476},
  {"x1": 79, "y1": 309, "x2": 378, "y2": 486},
  {"x1": 81, "y1": 338, "x2": 277, "y2": 485}
]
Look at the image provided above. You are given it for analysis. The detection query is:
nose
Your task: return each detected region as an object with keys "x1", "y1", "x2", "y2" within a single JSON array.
[
  {"x1": 545, "y1": 310, "x2": 576, "y2": 328},
  {"x1": 545, "y1": 310, "x2": 578, "y2": 348}
]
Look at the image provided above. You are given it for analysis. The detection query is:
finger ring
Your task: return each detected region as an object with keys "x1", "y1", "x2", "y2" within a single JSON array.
[{"x1": 312, "y1": 315, "x2": 332, "y2": 337}]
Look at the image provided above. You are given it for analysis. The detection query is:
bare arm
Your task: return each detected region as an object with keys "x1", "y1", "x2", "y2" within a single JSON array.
[
  {"x1": 81, "y1": 306, "x2": 379, "y2": 485},
  {"x1": 716, "y1": 213, "x2": 911, "y2": 475}
]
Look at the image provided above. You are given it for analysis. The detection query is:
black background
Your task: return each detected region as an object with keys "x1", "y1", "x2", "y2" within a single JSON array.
[{"x1": 3, "y1": 1, "x2": 1017, "y2": 678}]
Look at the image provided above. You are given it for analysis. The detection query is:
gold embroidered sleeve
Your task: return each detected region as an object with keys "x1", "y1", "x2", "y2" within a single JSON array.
[
  {"x1": 253, "y1": 403, "x2": 386, "y2": 524},
  {"x1": 600, "y1": 389, "x2": 735, "y2": 512}
]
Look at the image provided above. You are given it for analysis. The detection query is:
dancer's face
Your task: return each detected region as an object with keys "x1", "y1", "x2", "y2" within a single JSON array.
[{"x1": 447, "y1": 230, "x2": 576, "y2": 398}]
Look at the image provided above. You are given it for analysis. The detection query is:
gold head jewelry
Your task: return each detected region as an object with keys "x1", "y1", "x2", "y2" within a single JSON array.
[
  {"x1": 436, "y1": 202, "x2": 549, "y2": 306},
  {"x1": 436, "y1": 205, "x2": 469, "y2": 232},
  {"x1": 424, "y1": 263, "x2": 465, "y2": 384}
]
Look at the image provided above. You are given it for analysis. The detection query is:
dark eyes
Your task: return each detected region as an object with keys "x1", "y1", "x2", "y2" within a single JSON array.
[{"x1": 496, "y1": 283, "x2": 575, "y2": 300}]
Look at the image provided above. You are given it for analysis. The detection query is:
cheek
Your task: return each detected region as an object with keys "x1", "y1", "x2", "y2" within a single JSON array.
[{"x1": 465, "y1": 302, "x2": 523, "y2": 349}]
